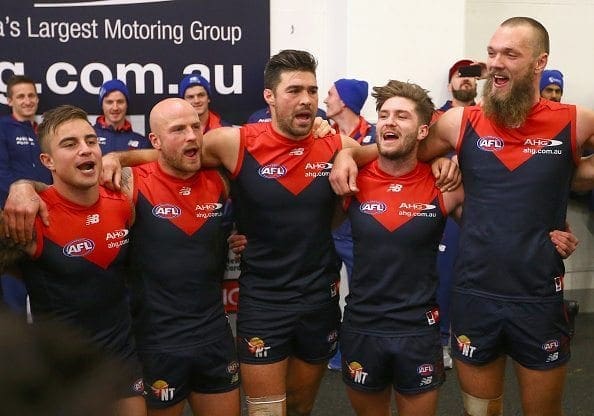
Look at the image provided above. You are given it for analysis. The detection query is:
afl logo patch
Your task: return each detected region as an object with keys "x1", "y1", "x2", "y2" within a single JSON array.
[
  {"x1": 359, "y1": 201, "x2": 387, "y2": 215},
  {"x1": 63, "y1": 238, "x2": 95, "y2": 257},
  {"x1": 542, "y1": 339, "x2": 560, "y2": 352},
  {"x1": 476, "y1": 136, "x2": 504, "y2": 152},
  {"x1": 417, "y1": 363, "x2": 434, "y2": 376},
  {"x1": 152, "y1": 204, "x2": 181, "y2": 219},
  {"x1": 258, "y1": 164, "x2": 287, "y2": 178}
]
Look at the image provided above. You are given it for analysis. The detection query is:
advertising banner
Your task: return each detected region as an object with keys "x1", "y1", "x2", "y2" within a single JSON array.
[{"x1": 0, "y1": 0, "x2": 270, "y2": 129}]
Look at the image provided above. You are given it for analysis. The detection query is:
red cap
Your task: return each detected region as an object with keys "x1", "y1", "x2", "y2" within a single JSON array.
[{"x1": 448, "y1": 59, "x2": 474, "y2": 81}]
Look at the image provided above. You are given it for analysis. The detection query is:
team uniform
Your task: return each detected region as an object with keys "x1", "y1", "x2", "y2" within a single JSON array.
[
  {"x1": 231, "y1": 122, "x2": 342, "y2": 364},
  {"x1": 203, "y1": 110, "x2": 231, "y2": 133},
  {"x1": 0, "y1": 115, "x2": 52, "y2": 312},
  {"x1": 332, "y1": 116, "x2": 376, "y2": 279},
  {"x1": 21, "y1": 186, "x2": 143, "y2": 398},
  {"x1": 128, "y1": 161, "x2": 238, "y2": 408},
  {"x1": 341, "y1": 161, "x2": 446, "y2": 394},
  {"x1": 93, "y1": 115, "x2": 152, "y2": 154},
  {"x1": 451, "y1": 99, "x2": 578, "y2": 369}
]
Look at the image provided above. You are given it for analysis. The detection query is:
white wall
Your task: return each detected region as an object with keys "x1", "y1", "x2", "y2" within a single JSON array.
[{"x1": 270, "y1": 0, "x2": 594, "y2": 119}]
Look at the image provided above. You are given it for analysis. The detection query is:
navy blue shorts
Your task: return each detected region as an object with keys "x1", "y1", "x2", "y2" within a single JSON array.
[
  {"x1": 139, "y1": 328, "x2": 239, "y2": 409},
  {"x1": 450, "y1": 292, "x2": 571, "y2": 369},
  {"x1": 116, "y1": 350, "x2": 145, "y2": 398},
  {"x1": 340, "y1": 328, "x2": 445, "y2": 394},
  {"x1": 237, "y1": 300, "x2": 340, "y2": 364}
]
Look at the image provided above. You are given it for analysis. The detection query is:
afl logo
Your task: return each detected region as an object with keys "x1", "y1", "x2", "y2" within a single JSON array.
[
  {"x1": 63, "y1": 238, "x2": 95, "y2": 257},
  {"x1": 476, "y1": 136, "x2": 504, "y2": 152},
  {"x1": 417, "y1": 363, "x2": 434, "y2": 376},
  {"x1": 359, "y1": 201, "x2": 387, "y2": 215},
  {"x1": 542, "y1": 339, "x2": 560, "y2": 352},
  {"x1": 258, "y1": 164, "x2": 287, "y2": 178},
  {"x1": 152, "y1": 204, "x2": 181, "y2": 219}
]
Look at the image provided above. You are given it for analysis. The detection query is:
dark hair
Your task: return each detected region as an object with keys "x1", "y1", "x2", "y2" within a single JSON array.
[
  {"x1": 0, "y1": 312, "x2": 123, "y2": 416},
  {"x1": 263, "y1": 49, "x2": 317, "y2": 91},
  {"x1": 7, "y1": 75, "x2": 36, "y2": 98},
  {"x1": 372, "y1": 80, "x2": 435, "y2": 126},
  {"x1": 500, "y1": 17, "x2": 550, "y2": 56},
  {"x1": 38, "y1": 105, "x2": 91, "y2": 153}
]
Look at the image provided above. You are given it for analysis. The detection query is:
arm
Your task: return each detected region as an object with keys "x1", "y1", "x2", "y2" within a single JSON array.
[
  {"x1": 550, "y1": 222, "x2": 579, "y2": 259},
  {"x1": 329, "y1": 145, "x2": 377, "y2": 196},
  {"x1": 0, "y1": 210, "x2": 34, "y2": 273},
  {"x1": 418, "y1": 107, "x2": 461, "y2": 162},
  {"x1": 100, "y1": 149, "x2": 157, "y2": 191},
  {"x1": 201, "y1": 127, "x2": 241, "y2": 172},
  {"x1": 572, "y1": 155, "x2": 594, "y2": 192},
  {"x1": 3, "y1": 180, "x2": 49, "y2": 244}
]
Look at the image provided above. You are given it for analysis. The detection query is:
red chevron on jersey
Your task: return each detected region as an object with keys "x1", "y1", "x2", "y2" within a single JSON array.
[
  {"x1": 353, "y1": 161, "x2": 445, "y2": 231},
  {"x1": 460, "y1": 100, "x2": 577, "y2": 171},
  {"x1": 33, "y1": 186, "x2": 132, "y2": 270},
  {"x1": 132, "y1": 162, "x2": 226, "y2": 236},
  {"x1": 235, "y1": 123, "x2": 342, "y2": 195}
]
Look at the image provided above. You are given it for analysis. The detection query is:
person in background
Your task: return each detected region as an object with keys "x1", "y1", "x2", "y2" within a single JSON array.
[
  {"x1": 324, "y1": 78, "x2": 376, "y2": 371},
  {"x1": 433, "y1": 59, "x2": 479, "y2": 369},
  {"x1": 179, "y1": 73, "x2": 231, "y2": 133},
  {"x1": 0, "y1": 75, "x2": 51, "y2": 315},
  {"x1": 540, "y1": 69, "x2": 563, "y2": 103},
  {"x1": 95, "y1": 79, "x2": 152, "y2": 154}
]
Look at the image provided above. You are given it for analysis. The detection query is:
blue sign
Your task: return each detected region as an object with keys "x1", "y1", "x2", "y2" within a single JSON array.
[{"x1": 0, "y1": 0, "x2": 270, "y2": 125}]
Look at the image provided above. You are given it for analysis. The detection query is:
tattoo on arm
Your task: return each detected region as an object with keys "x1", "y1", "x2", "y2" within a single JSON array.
[{"x1": 120, "y1": 167, "x2": 133, "y2": 196}]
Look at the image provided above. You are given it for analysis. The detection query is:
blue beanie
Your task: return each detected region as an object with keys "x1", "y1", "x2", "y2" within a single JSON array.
[
  {"x1": 540, "y1": 70, "x2": 564, "y2": 93},
  {"x1": 334, "y1": 78, "x2": 368, "y2": 115},
  {"x1": 179, "y1": 73, "x2": 211, "y2": 98},
  {"x1": 98, "y1": 79, "x2": 130, "y2": 107}
]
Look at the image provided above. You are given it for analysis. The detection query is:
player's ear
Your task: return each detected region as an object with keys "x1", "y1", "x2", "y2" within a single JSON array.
[
  {"x1": 148, "y1": 132, "x2": 162, "y2": 150},
  {"x1": 264, "y1": 89, "x2": 275, "y2": 107},
  {"x1": 40, "y1": 153, "x2": 55, "y2": 171}
]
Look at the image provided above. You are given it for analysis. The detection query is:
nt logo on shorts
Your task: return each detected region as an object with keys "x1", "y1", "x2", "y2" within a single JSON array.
[
  {"x1": 151, "y1": 379, "x2": 175, "y2": 402},
  {"x1": 246, "y1": 337, "x2": 270, "y2": 358},
  {"x1": 348, "y1": 361, "x2": 368, "y2": 385},
  {"x1": 455, "y1": 334, "x2": 477, "y2": 358}
]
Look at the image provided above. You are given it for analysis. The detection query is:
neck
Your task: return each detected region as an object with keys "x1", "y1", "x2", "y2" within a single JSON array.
[
  {"x1": 53, "y1": 182, "x2": 100, "y2": 207},
  {"x1": 332, "y1": 111, "x2": 360, "y2": 136},
  {"x1": 377, "y1": 151, "x2": 418, "y2": 178},
  {"x1": 451, "y1": 98, "x2": 473, "y2": 108}
]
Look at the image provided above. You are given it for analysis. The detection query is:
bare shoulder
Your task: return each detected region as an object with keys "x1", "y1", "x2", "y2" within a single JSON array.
[{"x1": 203, "y1": 126, "x2": 241, "y2": 171}]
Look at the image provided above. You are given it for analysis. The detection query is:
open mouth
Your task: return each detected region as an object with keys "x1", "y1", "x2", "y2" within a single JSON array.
[
  {"x1": 295, "y1": 111, "x2": 312, "y2": 122},
  {"x1": 183, "y1": 148, "x2": 199, "y2": 158},
  {"x1": 493, "y1": 74, "x2": 509, "y2": 87},
  {"x1": 382, "y1": 132, "x2": 399, "y2": 142},
  {"x1": 77, "y1": 161, "x2": 96, "y2": 173}
]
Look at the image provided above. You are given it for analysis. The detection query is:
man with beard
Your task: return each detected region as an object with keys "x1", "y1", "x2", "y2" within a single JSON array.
[
  {"x1": 432, "y1": 59, "x2": 480, "y2": 370},
  {"x1": 340, "y1": 79, "x2": 464, "y2": 416},
  {"x1": 540, "y1": 69, "x2": 564, "y2": 103},
  {"x1": 329, "y1": 16, "x2": 594, "y2": 416},
  {"x1": 432, "y1": 59, "x2": 478, "y2": 121}
]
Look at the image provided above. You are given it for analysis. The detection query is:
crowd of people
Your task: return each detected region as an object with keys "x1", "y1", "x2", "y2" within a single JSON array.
[{"x1": 0, "y1": 15, "x2": 593, "y2": 416}]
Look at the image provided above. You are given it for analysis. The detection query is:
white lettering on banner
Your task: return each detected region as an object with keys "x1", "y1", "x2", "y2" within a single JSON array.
[
  {"x1": 27, "y1": 17, "x2": 99, "y2": 42},
  {"x1": 104, "y1": 19, "x2": 184, "y2": 45},
  {"x1": 7, "y1": 61, "x2": 242, "y2": 98},
  {"x1": 189, "y1": 21, "x2": 242, "y2": 45}
]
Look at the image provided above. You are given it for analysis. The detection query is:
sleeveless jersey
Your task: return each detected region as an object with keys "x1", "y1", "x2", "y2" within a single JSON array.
[
  {"x1": 343, "y1": 161, "x2": 446, "y2": 333},
  {"x1": 230, "y1": 123, "x2": 342, "y2": 308},
  {"x1": 130, "y1": 162, "x2": 229, "y2": 350},
  {"x1": 454, "y1": 100, "x2": 578, "y2": 300},
  {"x1": 23, "y1": 186, "x2": 133, "y2": 352}
]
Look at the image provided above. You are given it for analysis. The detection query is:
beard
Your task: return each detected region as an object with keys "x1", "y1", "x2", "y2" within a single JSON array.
[
  {"x1": 275, "y1": 108, "x2": 315, "y2": 139},
  {"x1": 377, "y1": 131, "x2": 418, "y2": 161},
  {"x1": 452, "y1": 86, "x2": 477, "y2": 103},
  {"x1": 482, "y1": 69, "x2": 536, "y2": 128}
]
